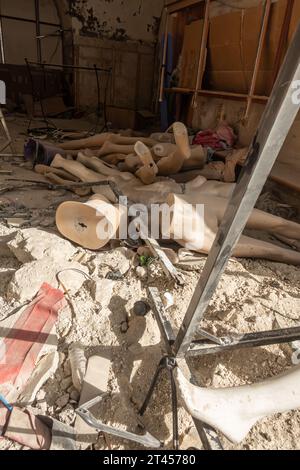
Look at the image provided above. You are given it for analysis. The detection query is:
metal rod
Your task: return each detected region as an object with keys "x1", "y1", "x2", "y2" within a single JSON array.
[
  {"x1": 173, "y1": 24, "x2": 300, "y2": 358},
  {"x1": 0, "y1": 1, "x2": 5, "y2": 64},
  {"x1": 26, "y1": 60, "x2": 112, "y2": 74},
  {"x1": 35, "y1": 0, "x2": 42, "y2": 63},
  {"x1": 148, "y1": 287, "x2": 176, "y2": 355},
  {"x1": 187, "y1": 326, "x2": 300, "y2": 357},
  {"x1": 0, "y1": 14, "x2": 60, "y2": 28}
]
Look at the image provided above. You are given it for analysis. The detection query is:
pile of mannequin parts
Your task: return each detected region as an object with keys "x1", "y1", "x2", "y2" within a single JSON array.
[{"x1": 28, "y1": 122, "x2": 300, "y2": 265}]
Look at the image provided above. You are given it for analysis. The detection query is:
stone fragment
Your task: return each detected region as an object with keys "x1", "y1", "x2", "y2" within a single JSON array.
[{"x1": 7, "y1": 228, "x2": 77, "y2": 264}]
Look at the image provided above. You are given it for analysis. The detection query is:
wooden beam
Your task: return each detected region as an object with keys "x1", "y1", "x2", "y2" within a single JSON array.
[
  {"x1": 244, "y1": 0, "x2": 271, "y2": 120},
  {"x1": 167, "y1": 0, "x2": 202, "y2": 14},
  {"x1": 192, "y1": 0, "x2": 210, "y2": 108},
  {"x1": 159, "y1": 10, "x2": 169, "y2": 103}
]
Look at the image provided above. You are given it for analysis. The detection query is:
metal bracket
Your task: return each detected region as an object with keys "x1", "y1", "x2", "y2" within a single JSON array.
[{"x1": 76, "y1": 395, "x2": 162, "y2": 449}]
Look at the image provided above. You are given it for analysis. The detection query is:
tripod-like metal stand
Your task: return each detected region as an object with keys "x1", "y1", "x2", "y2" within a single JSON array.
[{"x1": 138, "y1": 24, "x2": 300, "y2": 450}]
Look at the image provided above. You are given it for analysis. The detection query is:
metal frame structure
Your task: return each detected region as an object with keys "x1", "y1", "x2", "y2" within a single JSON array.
[
  {"x1": 0, "y1": 0, "x2": 63, "y2": 64},
  {"x1": 25, "y1": 60, "x2": 112, "y2": 136},
  {"x1": 139, "y1": 23, "x2": 300, "y2": 449}
]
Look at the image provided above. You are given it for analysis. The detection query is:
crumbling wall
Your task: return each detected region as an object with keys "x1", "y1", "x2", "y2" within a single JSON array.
[{"x1": 67, "y1": 0, "x2": 163, "y2": 43}]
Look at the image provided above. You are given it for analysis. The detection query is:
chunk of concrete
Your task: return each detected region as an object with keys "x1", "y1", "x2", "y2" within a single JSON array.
[
  {"x1": 7, "y1": 228, "x2": 77, "y2": 264},
  {"x1": 7, "y1": 257, "x2": 89, "y2": 302},
  {"x1": 91, "y1": 278, "x2": 115, "y2": 307},
  {"x1": 18, "y1": 351, "x2": 59, "y2": 405}
]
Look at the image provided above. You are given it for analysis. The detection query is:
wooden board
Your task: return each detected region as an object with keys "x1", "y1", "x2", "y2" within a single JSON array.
[{"x1": 179, "y1": 20, "x2": 204, "y2": 89}]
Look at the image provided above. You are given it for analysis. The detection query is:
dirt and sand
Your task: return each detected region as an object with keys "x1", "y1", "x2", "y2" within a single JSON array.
[{"x1": 0, "y1": 117, "x2": 299, "y2": 450}]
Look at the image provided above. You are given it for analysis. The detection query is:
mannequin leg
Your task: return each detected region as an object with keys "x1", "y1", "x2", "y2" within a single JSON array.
[
  {"x1": 233, "y1": 235, "x2": 300, "y2": 265},
  {"x1": 246, "y1": 209, "x2": 300, "y2": 240}
]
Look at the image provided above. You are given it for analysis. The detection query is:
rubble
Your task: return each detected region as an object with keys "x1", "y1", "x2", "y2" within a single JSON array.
[
  {"x1": 7, "y1": 228, "x2": 77, "y2": 264},
  {"x1": 91, "y1": 278, "x2": 115, "y2": 306},
  {"x1": 7, "y1": 258, "x2": 89, "y2": 302}
]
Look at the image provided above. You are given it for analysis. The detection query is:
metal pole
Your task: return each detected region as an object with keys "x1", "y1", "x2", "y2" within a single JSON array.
[
  {"x1": 174, "y1": 24, "x2": 300, "y2": 358},
  {"x1": 35, "y1": 0, "x2": 42, "y2": 63}
]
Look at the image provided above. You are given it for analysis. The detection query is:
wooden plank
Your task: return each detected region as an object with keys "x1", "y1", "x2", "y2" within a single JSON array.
[
  {"x1": 244, "y1": 0, "x2": 271, "y2": 120},
  {"x1": 179, "y1": 19, "x2": 204, "y2": 89},
  {"x1": 159, "y1": 11, "x2": 169, "y2": 103},
  {"x1": 193, "y1": 0, "x2": 210, "y2": 107}
]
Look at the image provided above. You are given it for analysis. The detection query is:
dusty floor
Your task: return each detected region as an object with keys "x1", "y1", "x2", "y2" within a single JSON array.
[{"x1": 0, "y1": 117, "x2": 300, "y2": 450}]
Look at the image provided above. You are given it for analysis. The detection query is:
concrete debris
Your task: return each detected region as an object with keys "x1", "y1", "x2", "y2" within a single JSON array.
[
  {"x1": 56, "y1": 393, "x2": 70, "y2": 409},
  {"x1": 91, "y1": 278, "x2": 115, "y2": 307},
  {"x1": 7, "y1": 228, "x2": 77, "y2": 264},
  {"x1": 135, "y1": 266, "x2": 148, "y2": 281},
  {"x1": 70, "y1": 389, "x2": 80, "y2": 402},
  {"x1": 69, "y1": 342, "x2": 87, "y2": 392},
  {"x1": 6, "y1": 218, "x2": 28, "y2": 228},
  {"x1": 60, "y1": 376, "x2": 73, "y2": 392},
  {"x1": 162, "y1": 292, "x2": 174, "y2": 310},
  {"x1": 7, "y1": 258, "x2": 89, "y2": 302},
  {"x1": 18, "y1": 351, "x2": 59, "y2": 406}
]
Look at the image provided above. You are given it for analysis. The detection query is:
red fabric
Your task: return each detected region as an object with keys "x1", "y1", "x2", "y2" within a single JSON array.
[
  {"x1": 193, "y1": 124, "x2": 236, "y2": 149},
  {"x1": 0, "y1": 283, "x2": 65, "y2": 396}
]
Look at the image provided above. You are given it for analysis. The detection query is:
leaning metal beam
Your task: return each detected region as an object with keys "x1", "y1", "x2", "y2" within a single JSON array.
[
  {"x1": 174, "y1": 24, "x2": 300, "y2": 358},
  {"x1": 187, "y1": 327, "x2": 300, "y2": 357}
]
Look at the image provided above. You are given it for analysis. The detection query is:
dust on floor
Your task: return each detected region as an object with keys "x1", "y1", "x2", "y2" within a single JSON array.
[{"x1": 0, "y1": 118, "x2": 300, "y2": 450}]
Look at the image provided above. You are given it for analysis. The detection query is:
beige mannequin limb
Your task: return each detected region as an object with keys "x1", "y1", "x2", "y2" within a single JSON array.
[
  {"x1": 101, "y1": 153, "x2": 127, "y2": 165},
  {"x1": 51, "y1": 154, "x2": 108, "y2": 183},
  {"x1": 222, "y1": 148, "x2": 249, "y2": 183},
  {"x1": 165, "y1": 191, "x2": 300, "y2": 264},
  {"x1": 56, "y1": 195, "x2": 126, "y2": 250},
  {"x1": 52, "y1": 153, "x2": 182, "y2": 205},
  {"x1": 157, "y1": 122, "x2": 191, "y2": 176},
  {"x1": 42, "y1": 172, "x2": 91, "y2": 197},
  {"x1": 77, "y1": 152, "x2": 133, "y2": 180},
  {"x1": 120, "y1": 154, "x2": 141, "y2": 172},
  {"x1": 153, "y1": 143, "x2": 177, "y2": 158},
  {"x1": 35, "y1": 164, "x2": 80, "y2": 182},
  {"x1": 58, "y1": 133, "x2": 156, "y2": 151},
  {"x1": 134, "y1": 141, "x2": 158, "y2": 185},
  {"x1": 175, "y1": 365, "x2": 300, "y2": 444},
  {"x1": 153, "y1": 143, "x2": 206, "y2": 171},
  {"x1": 96, "y1": 141, "x2": 136, "y2": 157}
]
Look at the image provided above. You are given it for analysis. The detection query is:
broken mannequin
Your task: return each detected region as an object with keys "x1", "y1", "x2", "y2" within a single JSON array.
[
  {"x1": 175, "y1": 365, "x2": 300, "y2": 444},
  {"x1": 164, "y1": 180, "x2": 300, "y2": 265}
]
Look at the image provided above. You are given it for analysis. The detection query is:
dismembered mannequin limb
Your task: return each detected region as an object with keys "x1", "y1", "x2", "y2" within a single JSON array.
[
  {"x1": 52, "y1": 154, "x2": 300, "y2": 264},
  {"x1": 96, "y1": 141, "x2": 136, "y2": 157},
  {"x1": 35, "y1": 164, "x2": 80, "y2": 182},
  {"x1": 134, "y1": 141, "x2": 158, "y2": 185},
  {"x1": 153, "y1": 143, "x2": 207, "y2": 170},
  {"x1": 175, "y1": 365, "x2": 300, "y2": 444},
  {"x1": 52, "y1": 152, "x2": 182, "y2": 205},
  {"x1": 157, "y1": 122, "x2": 191, "y2": 176},
  {"x1": 42, "y1": 172, "x2": 92, "y2": 197},
  {"x1": 58, "y1": 133, "x2": 156, "y2": 151},
  {"x1": 164, "y1": 188, "x2": 300, "y2": 265},
  {"x1": 56, "y1": 195, "x2": 126, "y2": 250}
]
